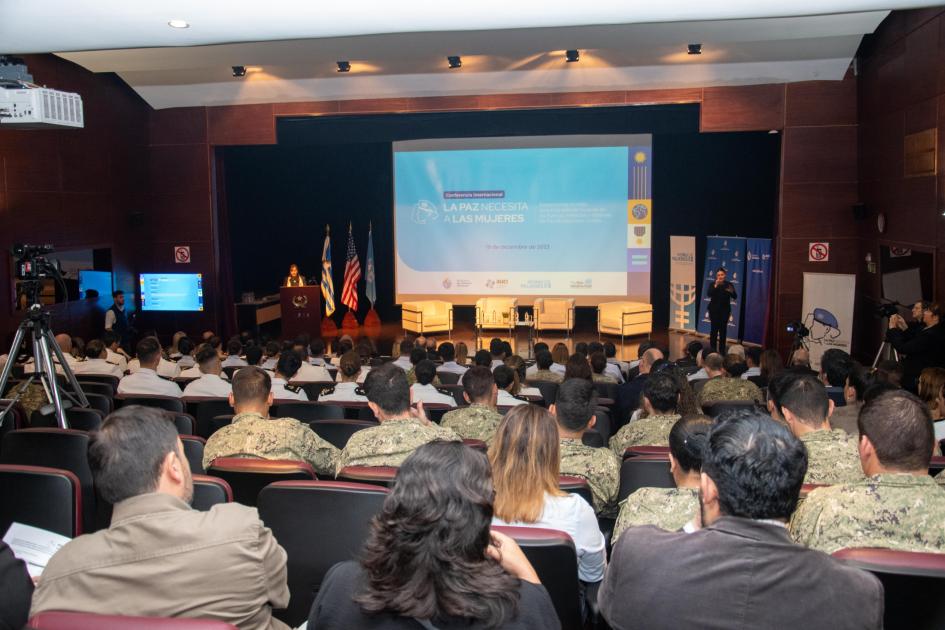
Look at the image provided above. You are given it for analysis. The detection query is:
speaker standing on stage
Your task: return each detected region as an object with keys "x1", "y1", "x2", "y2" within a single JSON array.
[
  {"x1": 285, "y1": 263, "x2": 305, "y2": 287},
  {"x1": 707, "y1": 267, "x2": 737, "y2": 353}
]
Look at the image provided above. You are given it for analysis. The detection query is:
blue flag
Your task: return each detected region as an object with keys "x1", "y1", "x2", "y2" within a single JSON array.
[
  {"x1": 365, "y1": 223, "x2": 377, "y2": 307},
  {"x1": 321, "y1": 231, "x2": 335, "y2": 317}
]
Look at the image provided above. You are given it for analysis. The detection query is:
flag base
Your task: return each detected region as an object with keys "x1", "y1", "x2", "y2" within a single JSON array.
[
  {"x1": 341, "y1": 311, "x2": 360, "y2": 336},
  {"x1": 363, "y1": 308, "x2": 381, "y2": 336},
  {"x1": 320, "y1": 317, "x2": 338, "y2": 339}
]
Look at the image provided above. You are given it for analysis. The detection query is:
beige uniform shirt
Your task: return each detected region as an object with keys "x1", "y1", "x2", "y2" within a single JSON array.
[
  {"x1": 559, "y1": 438, "x2": 620, "y2": 515},
  {"x1": 337, "y1": 417, "x2": 460, "y2": 474},
  {"x1": 613, "y1": 486, "x2": 700, "y2": 542},
  {"x1": 440, "y1": 404, "x2": 504, "y2": 442},
  {"x1": 609, "y1": 414, "x2": 681, "y2": 456},
  {"x1": 30, "y1": 492, "x2": 290, "y2": 630},
  {"x1": 799, "y1": 428, "x2": 864, "y2": 485}
]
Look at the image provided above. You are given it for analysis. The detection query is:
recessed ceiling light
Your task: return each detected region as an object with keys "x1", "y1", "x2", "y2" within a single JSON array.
[
  {"x1": 232, "y1": 65, "x2": 246, "y2": 77},
  {"x1": 337, "y1": 61, "x2": 351, "y2": 73},
  {"x1": 687, "y1": 43, "x2": 703, "y2": 55},
  {"x1": 565, "y1": 49, "x2": 580, "y2": 62},
  {"x1": 447, "y1": 55, "x2": 462, "y2": 69},
  {"x1": 167, "y1": 19, "x2": 190, "y2": 29}
]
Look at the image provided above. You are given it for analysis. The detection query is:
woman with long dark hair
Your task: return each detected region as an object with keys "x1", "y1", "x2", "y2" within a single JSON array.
[{"x1": 308, "y1": 441, "x2": 559, "y2": 629}]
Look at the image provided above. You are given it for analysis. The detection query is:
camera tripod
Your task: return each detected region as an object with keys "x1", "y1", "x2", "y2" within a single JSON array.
[
  {"x1": 786, "y1": 334, "x2": 809, "y2": 367},
  {"x1": 872, "y1": 316, "x2": 900, "y2": 369},
  {"x1": 0, "y1": 297, "x2": 89, "y2": 430}
]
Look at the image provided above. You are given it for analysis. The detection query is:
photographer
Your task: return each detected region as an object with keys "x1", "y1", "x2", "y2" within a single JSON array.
[{"x1": 886, "y1": 301, "x2": 945, "y2": 393}]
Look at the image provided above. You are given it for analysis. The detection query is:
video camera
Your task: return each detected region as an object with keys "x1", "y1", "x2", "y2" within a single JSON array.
[
  {"x1": 785, "y1": 321, "x2": 810, "y2": 338},
  {"x1": 875, "y1": 302, "x2": 900, "y2": 319},
  {"x1": 12, "y1": 243, "x2": 60, "y2": 281}
]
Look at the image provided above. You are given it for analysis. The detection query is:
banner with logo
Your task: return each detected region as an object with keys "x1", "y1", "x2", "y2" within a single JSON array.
[
  {"x1": 697, "y1": 236, "x2": 746, "y2": 337},
  {"x1": 801, "y1": 273, "x2": 856, "y2": 371},
  {"x1": 668, "y1": 236, "x2": 697, "y2": 331},
  {"x1": 742, "y1": 238, "x2": 773, "y2": 345}
]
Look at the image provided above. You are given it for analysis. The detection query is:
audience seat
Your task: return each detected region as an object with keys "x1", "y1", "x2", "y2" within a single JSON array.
[
  {"x1": 309, "y1": 420, "x2": 375, "y2": 449},
  {"x1": 76, "y1": 381, "x2": 115, "y2": 399},
  {"x1": 928, "y1": 455, "x2": 945, "y2": 477},
  {"x1": 29, "y1": 612, "x2": 238, "y2": 629},
  {"x1": 0, "y1": 464, "x2": 82, "y2": 537},
  {"x1": 191, "y1": 474, "x2": 233, "y2": 511},
  {"x1": 593, "y1": 381, "x2": 617, "y2": 403},
  {"x1": 208, "y1": 415, "x2": 233, "y2": 435},
  {"x1": 30, "y1": 407, "x2": 104, "y2": 432},
  {"x1": 337, "y1": 465, "x2": 399, "y2": 487},
  {"x1": 83, "y1": 392, "x2": 113, "y2": 415},
  {"x1": 190, "y1": 399, "x2": 233, "y2": 438},
  {"x1": 624, "y1": 445, "x2": 670, "y2": 458},
  {"x1": 559, "y1": 475, "x2": 594, "y2": 507},
  {"x1": 833, "y1": 548, "x2": 945, "y2": 630},
  {"x1": 439, "y1": 383, "x2": 466, "y2": 406},
  {"x1": 297, "y1": 382, "x2": 335, "y2": 400},
  {"x1": 272, "y1": 401, "x2": 344, "y2": 422},
  {"x1": 492, "y1": 525, "x2": 583, "y2": 630},
  {"x1": 597, "y1": 301, "x2": 653, "y2": 343},
  {"x1": 527, "y1": 380, "x2": 559, "y2": 406},
  {"x1": 0, "y1": 400, "x2": 28, "y2": 437},
  {"x1": 701, "y1": 399, "x2": 762, "y2": 418},
  {"x1": 180, "y1": 435, "x2": 207, "y2": 474},
  {"x1": 207, "y1": 458, "x2": 317, "y2": 506},
  {"x1": 258, "y1": 480, "x2": 389, "y2": 626},
  {"x1": 592, "y1": 406, "x2": 612, "y2": 443},
  {"x1": 582, "y1": 431, "x2": 605, "y2": 448},
  {"x1": 222, "y1": 366, "x2": 240, "y2": 381},
  {"x1": 116, "y1": 395, "x2": 184, "y2": 414},
  {"x1": 475, "y1": 297, "x2": 518, "y2": 336},
  {"x1": 462, "y1": 438, "x2": 488, "y2": 452},
  {"x1": 169, "y1": 412, "x2": 196, "y2": 435},
  {"x1": 71, "y1": 374, "x2": 119, "y2": 391},
  {"x1": 402, "y1": 300, "x2": 453, "y2": 337},
  {"x1": 435, "y1": 371, "x2": 461, "y2": 385},
  {"x1": 0, "y1": 428, "x2": 97, "y2": 532},
  {"x1": 617, "y1": 454, "x2": 674, "y2": 503},
  {"x1": 533, "y1": 298, "x2": 575, "y2": 337}
]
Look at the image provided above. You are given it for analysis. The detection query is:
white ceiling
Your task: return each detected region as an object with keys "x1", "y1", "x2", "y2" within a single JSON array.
[{"x1": 2, "y1": 1, "x2": 940, "y2": 109}]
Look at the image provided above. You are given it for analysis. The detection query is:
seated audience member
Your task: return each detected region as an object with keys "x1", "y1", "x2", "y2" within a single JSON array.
[
  {"x1": 918, "y1": 367, "x2": 945, "y2": 440},
  {"x1": 319, "y1": 351, "x2": 369, "y2": 402},
  {"x1": 830, "y1": 362, "x2": 871, "y2": 436},
  {"x1": 337, "y1": 363, "x2": 460, "y2": 471},
  {"x1": 176, "y1": 337, "x2": 197, "y2": 369},
  {"x1": 573, "y1": 342, "x2": 589, "y2": 359},
  {"x1": 30, "y1": 406, "x2": 291, "y2": 628},
  {"x1": 600, "y1": 412, "x2": 882, "y2": 630},
  {"x1": 472, "y1": 349, "x2": 493, "y2": 369},
  {"x1": 291, "y1": 341, "x2": 331, "y2": 381},
  {"x1": 676, "y1": 341, "x2": 703, "y2": 372},
  {"x1": 182, "y1": 345, "x2": 233, "y2": 398},
  {"x1": 590, "y1": 352, "x2": 617, "y2": 384},
  {"x1": 563, "y1": 354, "x2": 593, "y2": 381},
  {"x1": 588, "y1": 342, "x2": 623, "y2": 383},
  {"x1": 686, "y1": 347, "x2": 709, "y2": 381},
  {"x1": 208, "y1": 335, "x2": 224, "y2": 358},
  {"x1": 874, "y1": 359, "x2": 904, "y2": 388},
  {"x1": 768, "y1": 373, "x2": 862, "y2": 484},
  {"x1": 308, "y1": 338, "x2": 328, "y2": 365},
  {"x1": 411, "y1": 360, "x2": 457, "y2": 407},
  {"x1": 758, "y1": 348, "x2": 784, "y2": 387},
  {"x1": 820, "y1": 348, "x2": 854, "y2": 397},
  {"x1": 525, "y1": 342, "x2": 550, "y2": 377},
  {"x1": 490, "y1": 405, "x2": 606, "y2": 584},
  {"x1": 455, "y1": 341, "x2": 469, "y2": 366},
  {"x1": 504, "y1": 355, "x2": 540, "y2": 397},
  {"x1": 392, "y1": 338, "x2": 414, "y2": 371},
  {"x1": 886, "y1": 301, "x2": 945, "y2": 392},
  {"x1": 550, "y1": 343, "x2": 569, "y2": 375},
  {"x1": 742, "y1": 347, "x2": 762, "y2": 380},
  {"x1": 489, "y1": 338, "x2": 507, "y2": 370},
  {"x1": 24, "y1": 333, "x2": 78, "y2": 375},
  {"x1": 261, "y1": 341, "x2": 281, "y2": 370},
  {"x1": 697, "y1": 354, "x2": 764, "y2": 406},
  {"x1": 70, "y1": 336, "x2": 86, "y2": 360},
  {"x1": 603, "y1": 341, "x2": 628, "y2": 381},
  {"x1": 128, "y1": 338, "x2": 181, "y2": 379},
  {"x1": 529, "y1": 349, "x2": 564, "y2": 383},
  {"x1": 494, "y1": 365, "x2": 527, "y2": 407},
  {"x1": 405, "y1": 347, "x2": 435, "y2": 386},
  {"x1": 610, "y1": 372, "x2": 682, "y2": 456},
  {"x1": 437, "y1": 342, "x2": 468, "y2": 375},
  {"x1": 612, "y1": 415, "x2": 711, "y2": 541},
  {"x1": 551, "y1": 379, "x2": 619, "y2": 515},
  {"x1": 167, "y1": 331, "x2": 187, "y2": 359},
  {"x1": 245, "y1": 344, "x2": 264, "y2": 367},
  {"x1": 792, "y1": 390, "x2": 945, "y2": 553},
  {"x1": 627, "y1": 341, "x2": 655, "y2": 379},
  {"x1": 790, "y1": 347, "x2": 813, "y2": 370},
  {"x1": 727, "y1": 344, "x2": 746, "y2": 360},
  {"x1": 441, "y1": 367, "x2": 504, "y2": 443},
  {"x1": 72, "y1": 339, "x2": 123, "y2": 378},
  {"x1": 179, "y1": 343, "x2": 228, "y2": 380},
  {"x1": 1, "y1": 540, "x2": 32, "y2": 630},
  {"x1": 615, "y1": 347, "x2": 664, "y2": 427},
  {"x1": 118, "y1": 337, "x2": 182, "y2": 398},
  {"x1": 330, "y1": 335, "x2": 355, "y2": 366},
  {"x1": 221, "y1": 339, "x2": 248, "y2": 368},
  {"x1": 103, "y1": 330, "x2": 129, "y2": 372},
  {"x1": 270, "y1": 351, "x2": 308, "y2": 401},
  {"x1": 309, "y1": 441, "x2": 557, "y2": 629},
  {"x1": 203, "y1": 367, "x2": 338, "y2": 475}
]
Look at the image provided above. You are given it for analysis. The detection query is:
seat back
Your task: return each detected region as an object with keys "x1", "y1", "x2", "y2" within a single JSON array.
[
  {"x1": 701, "y1": 399, "x2": 761, "y2": 418},
  {"x1": 209, "y1": 415, "x2": 233, "y2": 435},
  {"x1": 617, "y1": 455, "x2": 674, "y2": 503},
  {"x1": 191, "y1": 474, "x2": 233, "y2": 511},
  {"x1": 336, "y1": 465, "x2": 399, "y2": 487},
  {"x1": 76, "y1": 381, "x2": 115, "y2": 399},
  {"x1": 258, "y1": 481, "x2": 389, "y2": 626},
  {"x1": 191, "y1": 399, "x2": 234, "y2": 438},
  {"x1": 624, "y1": 445, "x2": 671, "y2": 458},
  {"x1": 222, "y1": 366, "x2": 240, "y2": 380},
  {"x1": 309, "y1": 420, "x2": 375, "y2": 449},
  {"x1": 833, "y1": 548, "x2": 945, "y2": 630},
  {"x1": 71, "y1": 374, "x2": 119, "y2": 390},
  {"x1": 493, "y1": 526, "x2": 581, "y2": 630},
  {"x1": 0, "y1": 428, "x2": 96, "y2": 532},
  {"x1": 207, "y1": 458, "x2": 317, "y2": 506},
  {"x1": 30, "y1": 407, "x2": 104, "y2": 432},
  {"x1": 438, "y1": 383, "x2": 466, "y2": 407},
  {"x1": 593, "y1": 381, "x2": 617, "y2": 402},
  {"x1": 180, "y1": 435, "x2": 207, "y2": 474},
  {"x1": 559, "y1": 475, "x2": 594, "y2": 507},
  {"x1": 30, "y1": 612, "x2": 238, "y2": 629},
  {"x1": 0, "y1": 464, "x2": 82, "y2": 536},
  {"x1": 435, "y1": 371, "x2": 461, "y2": 385},
  {"x1": 84, "y1": 392, "x2": 113, "y2": 415},
  {"x1": 272, "y1": 401, "x2": 344, "y2": 422},
  {"x1": 170, "y1": 412, "x2": 196, "y2": 435},
  {"x1": 528, "y1": 380, "x2": 559, "y2": 406},
  {"x1": 117, "y1": 395, "x2": 184, "y2": 413}
]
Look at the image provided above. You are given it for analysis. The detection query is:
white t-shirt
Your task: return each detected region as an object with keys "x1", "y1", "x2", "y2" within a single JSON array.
[
  {"x1": 117, "y1": 368, "x2": 183, "y2": 398},
  {"x1": 410, "y1": 383, "x2": 457, "y2": 407},
  {"x1": 72, "y1": 358, "x2": 123, "y2": 379},
  {"x1": 182, "y1": 374, "x2": 233, "y2": 398},
  {"x1": 129, "y1": 357, "x2": 180, "y2": 379},
  {"x1": 318, "y1": 381, "x2": 368, "y2": 403},
  {"x1": 492, "y1": 492, "x2": 606, "y2": 583}
]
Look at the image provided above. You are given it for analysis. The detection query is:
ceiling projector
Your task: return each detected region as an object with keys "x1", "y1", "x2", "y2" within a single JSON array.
[{"x1": 0, "y1": 80, "x2": 84, "y2": 129}]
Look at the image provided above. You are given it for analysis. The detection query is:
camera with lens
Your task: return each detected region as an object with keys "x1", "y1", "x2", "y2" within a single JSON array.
[
  {"x1": 12, "y1": 243, "x2": 59, "y2": 281},
  {"x1": 876, "y1": 303, "x2": 899, "y2": 319},
  {"x1": 785, "y1": 321, "x2": 810, "y2": 338}
]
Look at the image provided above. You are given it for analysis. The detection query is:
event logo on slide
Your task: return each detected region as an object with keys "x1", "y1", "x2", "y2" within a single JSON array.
[
  {"x1": 631, "y1": 204, "x2": 649, "y2": 221},
  {"x1": 412, "y1": 200, "x2": 439, "y2": 225},
  {"x1": 442, "y1": 278, "x2": 452, "y2": 289}
]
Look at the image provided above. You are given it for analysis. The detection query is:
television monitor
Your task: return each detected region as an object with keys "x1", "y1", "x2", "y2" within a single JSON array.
[
  {"x1": 139, "y1": 273, "x2": 204, "y2": 312},
  {"x1": 78, "y1": 270, "x2": 113, "y2": 307}
]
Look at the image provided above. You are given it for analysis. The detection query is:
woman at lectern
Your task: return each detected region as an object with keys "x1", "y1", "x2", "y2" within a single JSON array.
[{"x1": 284, "y1": 263, "x2": 305, "y2": 287}]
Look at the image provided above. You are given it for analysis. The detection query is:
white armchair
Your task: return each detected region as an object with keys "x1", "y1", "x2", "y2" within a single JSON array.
[
  {"x1": 533, "y1": 298, "x2": 575, "y2": 337},
  {"x1": 475, "y1": 297, "x2": 518, "y2": 337},
  {"x1": 402, "y1": 301, "x2": 453, "y2": 337},
  {"x1": 597, "y1": 301, "x2": 653, "y2": 344}
]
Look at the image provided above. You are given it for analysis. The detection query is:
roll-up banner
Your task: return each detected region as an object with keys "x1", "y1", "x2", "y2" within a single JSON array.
[
  {"x1": 668, "y1": 236, "x2": 697, "y2": 332},
  {"x1": 743, "y1": 238, "x2": 773, "y2": 345},
  {"x1": 800, "y1": 273, "x2": 856, "y2": 371},
  {"x1": 697, "y1": 236, "x2": 746, "y2": 338}
]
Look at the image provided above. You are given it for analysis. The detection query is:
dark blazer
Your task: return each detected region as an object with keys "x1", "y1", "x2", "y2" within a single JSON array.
[
  {"x1": 0, "y1": 541, "x2": 33, "y2": 630},
  {"x1": 614, "y1": 373, "x2": 649, "y2": 428},
  {"x1": 599, "y1": 516, "x2": 883, "y2": 630},
  {"x1": 707, "y1": 282, "x2": 737, "y2": 314},
  {"x1": 886, "y1": 322, "x2": 945, "y2": 391}
]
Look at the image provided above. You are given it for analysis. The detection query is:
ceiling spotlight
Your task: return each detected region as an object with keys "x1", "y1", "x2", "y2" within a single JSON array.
[
  {"x1": 565, "y1": 49, "x2": 580, "y2": 63},
  {"x1": 447, "y1": 55, "x2": 462, "y2": 69},
  {"x1": 687, "y1": 43, "x2": 703, "y2": 55},
  {"x1": 337, "y1": 61, "x2": 351, "y2": 73},
  {"x1": 167, "y1": 19, "x2": 190, "y2": 29},
  {"x1": 231, "y1": 65, "x2": 246, "y2": 77}
]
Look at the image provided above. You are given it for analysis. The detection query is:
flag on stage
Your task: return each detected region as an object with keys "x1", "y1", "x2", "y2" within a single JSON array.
[
  {"x1": 342, "y1": 223, "x2": 361, "y2": 311},
  {"x1": 365, "y1": 222, "x2": 377, "y2": 307},
  {"x1": 321, "y1": 229, "x2": 335, "y2": 317}
]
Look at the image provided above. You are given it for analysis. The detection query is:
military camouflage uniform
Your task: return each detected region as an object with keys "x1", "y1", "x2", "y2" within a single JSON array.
[
  {"x1": 609, "y1": 414, "x2": 681, "y2": 456},
  {"x1": 559, "y1": 438, "x2": 620, "y2": 515},
  {"x1": 592, "y1": 373, "x2": 617, "y2": 385},
  {"x1": 790, "y1": 473, "x2": 945, "y2": 554},
  {"x1": 529, "y1": 369, "x2": 563, "y2": 384},
  {"x1": 440, "y1": 404, "x2": 503, "y2": 442},
  {"x1": 6, "y1": 382, "x2": 48, "y2": 418},
  {"x1": 336, "y1": 416, "x2": 460, "y2": 473},
  {"x1": 697, "y1": 377, "x2": 764, "y2": 406},
  {"x1": 404, "y1": 369, "x2": 440, "y2": 387},
  {"x1": 799, "y1": 428, "x2": 864, "y2": 485},
  {"x1": 202, "y1": 411, "x2": 339, "y2": 476},
  {"x1": 613, "y1": 487, "x2": 699, "y2": 542},
  {"x1": 935, "y1": 469, "x2": 945, "y2": 488}
]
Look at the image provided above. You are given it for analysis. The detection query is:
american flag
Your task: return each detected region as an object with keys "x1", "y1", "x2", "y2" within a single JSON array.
[{"x1": 341, "y1": 224, "x2": 361, "y2": 311}]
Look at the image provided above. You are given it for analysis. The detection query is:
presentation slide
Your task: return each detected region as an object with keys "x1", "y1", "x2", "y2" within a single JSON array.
[
  {"x1": 139, "y1": 273, "x2": 204, "y2": 312},
  {"x1": 394, "y1": 135, "x2": 652, "y2": 305},
  {"x1": 78, "y1": 270, "x2": 113, "y2": 307}
]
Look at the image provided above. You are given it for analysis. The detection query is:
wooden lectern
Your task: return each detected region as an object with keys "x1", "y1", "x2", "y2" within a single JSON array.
[{"x1": 279, "y1": 286, "x2": 322, "y2": 340}]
